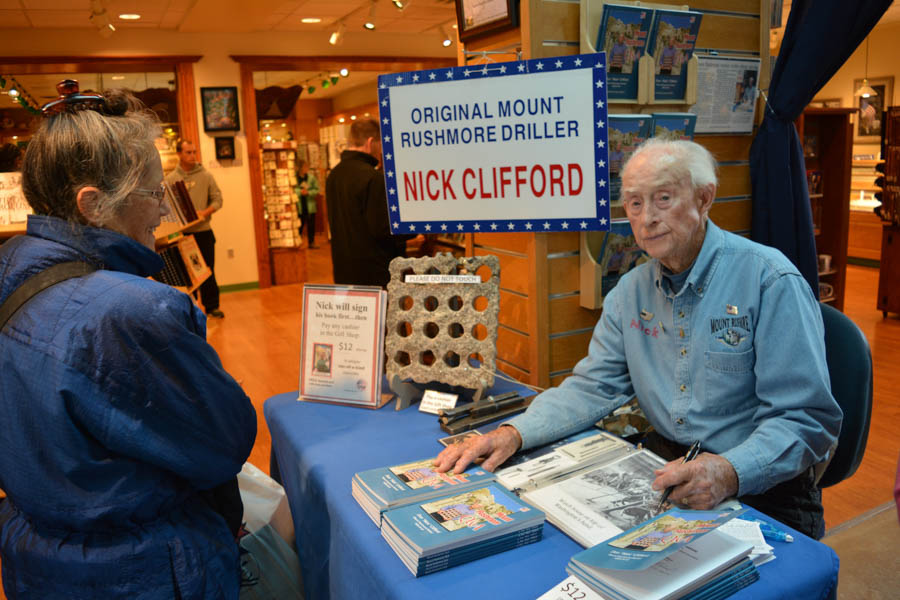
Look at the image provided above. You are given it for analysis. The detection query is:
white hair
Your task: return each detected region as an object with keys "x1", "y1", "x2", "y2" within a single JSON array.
[{"x1": 622, "y1": 138, "x2": 718, "y2": 190}]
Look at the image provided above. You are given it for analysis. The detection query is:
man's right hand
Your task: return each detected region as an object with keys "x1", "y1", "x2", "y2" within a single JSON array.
[{"x1": 433, "y1": 425, "x2": 523, "y2": 474}]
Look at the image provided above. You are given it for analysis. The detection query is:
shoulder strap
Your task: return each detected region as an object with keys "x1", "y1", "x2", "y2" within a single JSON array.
[{"x1": 0, "y1": 261, "x2": 97, "y2": 331}]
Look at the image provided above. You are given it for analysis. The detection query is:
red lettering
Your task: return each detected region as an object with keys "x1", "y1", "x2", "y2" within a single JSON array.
[
  {"x1": 426, "y1": 170, "x2": 439, "y2": 200},
  {"x1": 514, "y1": 165, "x2": 528, "y2": 197},
  {"x1": 479, "y1": 168, "x2": 492, "y2": 199},
  {"x1": 530, "y1": 165, "x2": 546, "y2": 197},
  {"x1": 442, "y1": 169, "x2": 457, "y2": 200},
  {"x1": 463, "y1": 168, "x2": 476, "y2": 199},
  {"x1": 403, "y1": 171, "x2": 419, "y2": 201},
  {"x1": 568, "y1": 164, "x2": 583, "y2": 195},
  {"x1": 549, "y1": 164, "x2": 564, "y2": 196},
  {"x1": 499, "y1": 166, "x2": 512, "y2": 198}
]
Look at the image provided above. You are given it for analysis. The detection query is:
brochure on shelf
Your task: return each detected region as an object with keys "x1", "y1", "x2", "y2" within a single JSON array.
[
  {"x1": 647, "y1": 9, "x2": 703, "y2": 102},
  {"x1": 596, "y1": 4, "x2": 654, "y2": 101}
]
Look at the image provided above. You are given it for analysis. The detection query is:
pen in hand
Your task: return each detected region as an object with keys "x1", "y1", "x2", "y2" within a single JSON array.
[{"x1": 655, "y1": 440, "x2": 701, "y2": 514}]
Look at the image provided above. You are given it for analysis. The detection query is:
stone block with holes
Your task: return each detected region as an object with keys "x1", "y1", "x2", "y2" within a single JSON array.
[{"x1": 384, "y1": 253, "x2": 500, "y2": 401}]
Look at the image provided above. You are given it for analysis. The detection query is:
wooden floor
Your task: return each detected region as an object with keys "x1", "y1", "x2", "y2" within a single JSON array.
[
  {"x1": 0, "y1": 246, "x2": 895, "y2": 598},
  {"x1": 209, "y1": 245, "x2": 900, "y2": 531}
]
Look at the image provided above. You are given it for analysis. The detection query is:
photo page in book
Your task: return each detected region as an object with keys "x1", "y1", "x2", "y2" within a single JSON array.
[
  {"x1": 495, "y1": 429, "x2": 635, "y2": 494},
  {"x1": 522, "y1": 448, "x2": 667, "y2": 548},
  {"x1": 647, "y1": 9, "x2": 703, "y2": 101},
  {"x1": 596, "y1": 4, "x2": 655, "y2": 101}
]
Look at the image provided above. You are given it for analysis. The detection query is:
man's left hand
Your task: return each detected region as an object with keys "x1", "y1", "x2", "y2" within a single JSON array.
[
  {"x1": 198, "y1": 206, "x2": 215, "y2": 219},
  {"x1": 651, "y1": 453, "x2": 739, "y2": 510}
]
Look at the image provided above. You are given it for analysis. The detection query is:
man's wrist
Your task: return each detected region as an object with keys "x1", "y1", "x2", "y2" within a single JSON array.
[{"x1": 498, "y1": 424, "x2": 523, "y2": 452}]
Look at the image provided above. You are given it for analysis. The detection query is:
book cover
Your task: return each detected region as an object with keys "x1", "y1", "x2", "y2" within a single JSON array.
[
  {"x1": 173, "y1": 179, "x2": 199, "y2": 222},
  {"x1": 176, "y1": 235, "x2": 211, "y2": 287},
  {"x1": 608, "y1": 114, "x2": 653, "y2": 205},
  {"x1": 354, "y1": 457, "x2": 496, "y2": 507},
  {"x1": 651, "y1": 112, "x2": 698, "y2": 141},
  {"x1": 567, "y1": 520, "x2": 752, "y2": 600},
  {"x1": 647, "y1": 9, "x2": 703, "y2": 101},
  {"x1": 593, "y1": 221, "x2": 649, "y2": 299},
  {"x1": 523, "y1": 449, "x2": 666, "y2": 548},
  {"x1": 596, "y1": 4, "x2": 654, "y2": 101},
  {"x1": 382, "y1": 484, "x2": 544, "y2": 556}
]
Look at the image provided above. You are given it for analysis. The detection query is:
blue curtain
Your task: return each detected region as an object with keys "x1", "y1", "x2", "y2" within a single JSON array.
[{"x1": 749, "y1": 0, "x2": 893, "y2": 297}]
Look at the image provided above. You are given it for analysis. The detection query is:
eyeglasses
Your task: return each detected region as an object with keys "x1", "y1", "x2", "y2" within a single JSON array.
[{"x1": 133, "y1": 184, "x2": 168, "y2": 205}]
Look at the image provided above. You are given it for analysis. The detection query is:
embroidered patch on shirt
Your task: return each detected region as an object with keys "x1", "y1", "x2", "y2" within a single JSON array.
[{"x1": 710, "y1": 315, "x2": 751, "y2": 347}]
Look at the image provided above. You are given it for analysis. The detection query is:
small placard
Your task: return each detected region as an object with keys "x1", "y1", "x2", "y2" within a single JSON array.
[
  {"x1": 419, "y1": 390, "x2": 459, "y2": 415},
  {"x1": 537, "y1": 576, "x2": 606, "y2": 600},
  {"x1": 404, "y1": 274, "x2": 481, "y2": 284}
]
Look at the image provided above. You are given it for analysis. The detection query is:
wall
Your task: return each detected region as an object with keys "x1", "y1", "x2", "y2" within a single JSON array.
[
  {"x1": 0, "y1": 28, "x2": 454, "y2": 286},
  {"x1": 813, "y1": 21, "x2": 900, "y2": 157}
]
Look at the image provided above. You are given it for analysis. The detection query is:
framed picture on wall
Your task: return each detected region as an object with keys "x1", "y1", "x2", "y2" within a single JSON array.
[
  {"x1": 214, "y1": 136, "x2": 235, "y2": 160},
  {"x1": 454, "y1": 0, "x2": 519, "y2": 43},
  {"x1": 854, "y1": 76, "x2": 893, "y2": 142},
  {"x1": 200, "y1": 86, "x2": 241, "y2": 132}
]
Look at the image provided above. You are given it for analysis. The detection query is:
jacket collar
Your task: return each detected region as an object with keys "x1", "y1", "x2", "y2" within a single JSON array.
[
  {"x1": 340, "y1": 150, "x2": 379, "y2": 167},
  {"x1": 653, "y1": 219, "x2": 723, "y2": 298},
  {"x1": 26, "y1": 215, "x2": 164, "y2": 277}
]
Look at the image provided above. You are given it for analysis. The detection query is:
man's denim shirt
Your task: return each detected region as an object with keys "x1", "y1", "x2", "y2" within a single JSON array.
[{"x1": 506, "y1": 221, "x2": 842, "y2": 496}]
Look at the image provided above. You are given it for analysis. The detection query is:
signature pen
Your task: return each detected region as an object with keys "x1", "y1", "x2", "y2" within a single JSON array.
[{"x1": 655, "y1": 440, "x2": 701, "y2": 515}]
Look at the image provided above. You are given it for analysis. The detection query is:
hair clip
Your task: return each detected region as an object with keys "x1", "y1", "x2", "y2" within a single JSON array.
[{"x1": 41, "y1": 79, "x2": 110, "y2": 117}]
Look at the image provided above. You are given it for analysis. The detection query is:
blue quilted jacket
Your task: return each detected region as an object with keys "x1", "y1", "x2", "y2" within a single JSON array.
[{"x1": 0, "y1": 216, "x2": 256, "y2": 599}]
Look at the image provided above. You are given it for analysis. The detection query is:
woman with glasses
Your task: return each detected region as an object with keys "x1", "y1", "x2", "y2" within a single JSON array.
[{"x1": 0, "y1": 82, "x2": 257, "y2": 599}]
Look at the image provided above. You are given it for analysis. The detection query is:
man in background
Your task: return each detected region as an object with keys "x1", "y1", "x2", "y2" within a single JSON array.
[
  {"x1": 326, "y1": 118, "x2": 413, "y2": 288},
  {"x1": 166, "y1": 140, "x2": 225, "y2": 318}
]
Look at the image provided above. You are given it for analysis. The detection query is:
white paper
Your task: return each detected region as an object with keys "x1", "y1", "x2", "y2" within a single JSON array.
[
  {"x1": 689, "y1": 55, "x2": 761, "y2": 134},
  {"x1": 418, "y1": 390, "x2": 459, "y2": 414},
  {"x1": 537, "y1": 575, "x2": 610, "y2": 600}
]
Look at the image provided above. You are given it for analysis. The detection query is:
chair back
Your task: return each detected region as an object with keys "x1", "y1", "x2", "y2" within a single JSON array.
[{"x1": 818, "y1": 303, "x2": 873, "y2": 488}]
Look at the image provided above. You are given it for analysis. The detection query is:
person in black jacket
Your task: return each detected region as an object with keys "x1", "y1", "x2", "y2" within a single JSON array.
[{"x1": 326, "y1": 118, "x2": 414, "y2": 288}]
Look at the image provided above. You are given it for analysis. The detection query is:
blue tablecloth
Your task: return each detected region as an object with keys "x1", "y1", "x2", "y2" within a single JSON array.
[{"x1": 264, "y1": 386, "x2": 839, "y2": 600}]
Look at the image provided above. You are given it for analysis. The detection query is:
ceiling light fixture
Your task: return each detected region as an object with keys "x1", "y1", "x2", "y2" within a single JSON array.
[
  {"x1": 439, "y1": 25, "x2": 452, "y2": 47},
  {"x1": 301, "y1": 17, "x2": 322, "y2": 23},
  {"x1": 363, "y1": 0, "x2": 377, "y2": 30},
  {"x1": 340, "y1": 68, "x2": 349, "y2": 77},
  {"x1": 89, "y1": 1, "x2": 116, "y2": 38},
  {"x1": 392, "y1": 0, "x2": 412, "y2": 9},
  {"x1": 855, "y1": 36, "x2": 877, "y2": 98},
  {"x1": 329, "y1": 21, "x2": 346, "y2": 45},
  {"x1": 118, "y1": 13, "x2": 141, "y2": 20},
  {"x1": 8, "y1": 87, "x2": 19, "y2": 98}
]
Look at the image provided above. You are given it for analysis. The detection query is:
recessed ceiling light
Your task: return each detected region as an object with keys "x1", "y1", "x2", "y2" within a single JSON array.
[
  {"x1": 338, "y1": 117, "x2": 345, "y2": 123},
  {"x1": 301, "y1": 17, "x2": 322, "y2": 23},
  {"x1": 339, "y1": 68, "x2": 349, "y2": 77},
  {"x1": 111, "y1": 75, "x2": 125, "y2": 80},
  {"x1": 118, "y1": 13, "x2": 141, "y2": 20}
]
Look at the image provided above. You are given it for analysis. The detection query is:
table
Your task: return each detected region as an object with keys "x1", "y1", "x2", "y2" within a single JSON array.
[{"x1": 265, "y1": 387, "x2": 839, "y2": 600}]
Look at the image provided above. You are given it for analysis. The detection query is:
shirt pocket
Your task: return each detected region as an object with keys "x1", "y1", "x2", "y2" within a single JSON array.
[{"x1": 703, "y1": 349, "x2": 756, "y2": 414}]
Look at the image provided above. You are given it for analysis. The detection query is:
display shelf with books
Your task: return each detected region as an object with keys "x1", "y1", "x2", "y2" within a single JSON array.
[
  {"x1": 796, "y1": 108, "x2": 855, "y2": 311},
  {"x1": 261, "y1": 140, "x2": 301, "y2": 249},
  {"x1": 580, "y1": 1, "x2": 702, "y2": 107},
  {"x1": 151, "y1": 233, "x2": 211, "y2": 296}
]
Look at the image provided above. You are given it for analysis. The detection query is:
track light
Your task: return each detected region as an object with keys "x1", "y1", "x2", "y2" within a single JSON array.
[
  {"x1": 392, "y1": 0, "x2": 412, "y2": 9},
  {"x1": 329, "y1": 20, "x2": 346, "y2": 45},
  {"x1": 339, "y1": 68, "x2": 349, "y2": 77},
  {"x1": 440, "y1": 25, "x2": 452, "y2": 47},
  {"x1": 89, "y1": 0, "x2": 116, "y2": 38},
  {"x1": 364, "y1": 1, "x2": 377, "y2": 30}
]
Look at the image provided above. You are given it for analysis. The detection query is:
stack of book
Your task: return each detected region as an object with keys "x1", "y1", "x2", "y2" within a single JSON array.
[
  {"x1": 165, "y1": 180, "x2": 199, "y2": 225},
  {"x1": 152, "y1": 235, "x2": 211, "y2": 290},
  {"x1": 351, "y1": 457, "x2": 496, "y2": 525},
  {"x1": 381, "y1": 483, "x2": 545, "y2": 576},
  {"x1": 154, "y1": 244, "x2": 192, "y2": 287},
  {"x1": 563, "y1": 508, "x2": 758, "y2": 600}
]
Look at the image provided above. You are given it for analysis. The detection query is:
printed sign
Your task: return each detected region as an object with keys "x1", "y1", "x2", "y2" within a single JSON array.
[
  {"x1": 377, "y1": 52, "x2": 611, "y2": 234},
  {"x1": 299, "y1": 284, "x2": 387, "y2": 408}
]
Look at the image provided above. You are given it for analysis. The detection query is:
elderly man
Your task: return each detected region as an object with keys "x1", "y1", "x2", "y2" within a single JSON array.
[{"x1": 435, "y1": 139, "x2": 842, "y2": 539}]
